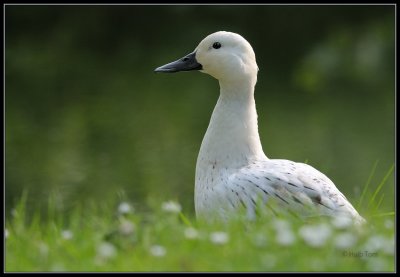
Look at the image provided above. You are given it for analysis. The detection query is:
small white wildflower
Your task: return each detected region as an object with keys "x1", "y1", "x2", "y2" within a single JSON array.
[
  {"x1": 299, "y1": 223, "x2": 332, "y2": 248},
  {"x1": 184, "y1": 227, "x2": 199, "y2": 240},
  {"x1": 272, "y1": 219, "x2": 295, "y2": 246},
  {"x1": 161, "y1": 201, "x2": 182, "y2": 214},
  {"x1": 368, "y1": 235, "x2": 394, "y2": 256},
  {"x1": 363, "y1": 235, "x2": 386, "y2": 252},
  {"x1": 61, "y1": 230, "x2": 73, "y2": 240},
  {"x1": 97, "y1": 242, "x2": 117, "y2": 259},
  {"x1": 272, "y1": 219, "x2": 291, "y2": 232},
  {"x1": 5, "y1": 229, "x2": 9, "y2": 239},
  {"x1": 118, "y1": 219, "x2": 136, "y2": 236},
  {"x1": 384, "y1": 219, "x2": 394, "y2": 230},
  {"x1": 210, "y1": 231, "x2": 229, "y2": 245},
  {"x1": 334, "y1": 232, "x2": 358, "y2": 249},
  {"x1": 150, "y1": 245, "x2": 166, "y2": 257},
  {"x1": 331, "y1": 216, "x2": 353, "y2": 229},
  {"x1": 118, "y1": 202, "x2": 133, "y2": 215},
  {"x1": 276, "y1": 229, "x2": 296, "y2": 246}
]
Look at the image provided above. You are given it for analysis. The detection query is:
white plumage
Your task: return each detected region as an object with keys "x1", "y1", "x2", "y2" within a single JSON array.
[{"x1": 155, "y1": 31, "x2": 365, "y2": 224}]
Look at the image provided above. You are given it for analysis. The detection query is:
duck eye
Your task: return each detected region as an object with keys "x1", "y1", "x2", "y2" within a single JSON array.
[{"x1": 212, "y1": 42, "x2": 222, "y2": 49}]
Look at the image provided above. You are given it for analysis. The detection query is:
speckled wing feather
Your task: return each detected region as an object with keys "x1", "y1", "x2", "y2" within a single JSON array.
[{"x1": 221, "y1": 159, "x2": 365, "y2": 223}]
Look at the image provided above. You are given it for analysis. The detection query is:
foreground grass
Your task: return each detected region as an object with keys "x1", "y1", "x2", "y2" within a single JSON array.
[{"x1": 5, "y1": 194, "x2": 395, "y2": 272}]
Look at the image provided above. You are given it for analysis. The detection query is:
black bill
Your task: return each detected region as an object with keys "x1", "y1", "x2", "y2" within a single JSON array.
[{"x1": 154, "y1": 51, "x2": 202, "y2": 73}]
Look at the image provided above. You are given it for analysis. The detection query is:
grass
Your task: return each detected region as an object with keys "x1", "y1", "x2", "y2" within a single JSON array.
[{"x1": 5, "y1": 168, "x2": 395, "y2": 272}]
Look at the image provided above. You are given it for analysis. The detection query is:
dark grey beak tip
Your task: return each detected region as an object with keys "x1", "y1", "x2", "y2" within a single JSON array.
[
  {"x1": 154, "y1": 51, "x2": 202, "y2": 73},
  {"x1": 154, "y1": 66, "x2": 177, "y2": 73}
]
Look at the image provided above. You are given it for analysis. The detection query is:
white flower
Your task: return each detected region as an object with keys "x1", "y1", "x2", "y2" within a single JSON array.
[
  {"x1": 210, "y1": 231, "x2": 229, "y2": 245},
  {"x1": 272, "y1": 219, "x2": 295, "y2": 246},
  {"x1": 299, "y1": 223, "x2": 332, "y2": 248},
  {"x1": 119, "y1": 220, "x2": 136, "y2": 236},
  {"x1": 61, "y1": 230, "x2": 73, "y2": 240},
  {"x1": 276, "y1": 229, "x2": 296, "y2": 246},
  {"x1": 272, "y1": 219, "x2": 291, "y2": 232},
  {"x1": 364, "y1": 235, "x2": 386, "y2": 252},
  {"x1": 334, "y1": 232, "x2": 358, "y2": 249},
  {"x1": 5, "y1": 229, "x2": 9, "y2": 239},
  {"x1": 150, "y1": 245, "x2": 166, "y2": 257},
  {"x1": 384, "y1": 219, "x2": 394, "y2": 230},
  {"x1": 184, "y1": 227, "x2": 199, "y2": 240},
  {"x1": 331, "y1": 216, "x2": 353, "y2": 229},
  {"x1": 97, "y1": 242, "x2": 117, "y2": 259},
  {"x1": 118, "y1": 202, "x2": 133, "y2": 215},
  {"x1": 364, "y1": 235, "x2": 394, "y2": 255},
  {"x1": 161, "y1": 201, "x2": 182, "y2": 214}
]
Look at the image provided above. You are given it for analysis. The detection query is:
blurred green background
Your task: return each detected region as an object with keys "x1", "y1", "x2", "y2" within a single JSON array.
[{"x1": 5, "y1": 5, "x2": 395, "y2": 217}]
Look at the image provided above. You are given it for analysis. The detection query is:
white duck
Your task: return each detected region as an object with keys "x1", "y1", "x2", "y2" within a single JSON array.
[{"x1": 155, "y1": 31, "x2": 365, "y2": 224}]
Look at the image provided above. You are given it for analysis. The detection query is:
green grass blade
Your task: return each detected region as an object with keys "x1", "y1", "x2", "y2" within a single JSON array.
[
  {"x1": 369, "y1": 211, "x2": 395, "y2": 218},
  {"x1": 179, "y1": 212, "x2": 192, "y2": 227},
  {"x1": 368, "y1": 164, "x2": 394, "y2": 208},
  {"x1": 357, "y1": 160, "x2": 379, "y2": 210},
  {"x1": 372, "y1": 193, "x2": 385, "y2": 213}
]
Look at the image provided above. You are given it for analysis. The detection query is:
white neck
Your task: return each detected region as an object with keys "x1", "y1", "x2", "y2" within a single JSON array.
[{"x1": 196, "y1": 79, "x2": 267, "y2": 171}]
